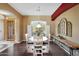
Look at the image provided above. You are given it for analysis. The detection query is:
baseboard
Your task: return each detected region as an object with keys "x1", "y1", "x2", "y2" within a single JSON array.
[{"x1": 14, "y1": 39, "x2": 26, "y2": 44}]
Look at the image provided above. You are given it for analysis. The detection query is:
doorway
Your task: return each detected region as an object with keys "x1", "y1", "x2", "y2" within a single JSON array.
[{"x1": 6, "y1": 20, "x2": 15, "y2": 41}]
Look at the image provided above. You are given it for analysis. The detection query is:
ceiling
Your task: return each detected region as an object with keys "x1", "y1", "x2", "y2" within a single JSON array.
[
  {"x1": 0, "y1": 9, "x2": 15, "y2": 16},
  {"x1": 9, "y1": 3, "x2": 61, "y2": 16}
]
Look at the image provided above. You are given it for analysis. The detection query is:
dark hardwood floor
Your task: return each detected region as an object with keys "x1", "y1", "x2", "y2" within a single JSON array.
[
  {"x1": 49, "y1": 42, "x2": 68, "y2": 56},
  {"x1": 0, "y1": 41, "x2": 68, "y2": 56}
]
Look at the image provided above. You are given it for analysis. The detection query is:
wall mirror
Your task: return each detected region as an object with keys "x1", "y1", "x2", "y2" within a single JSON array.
[
  {"x1": 58, "y1": 18, "x2": 72, "y2": 37},
  {"x1": 58, "y1": 23, "x2": 60, "y2": 34},
  {"x1": 58, "y1": 18, "x2": 67, "y2": 36},
  {"x1": 67, "y1": 21, "x2": 72, "y2": 37}
]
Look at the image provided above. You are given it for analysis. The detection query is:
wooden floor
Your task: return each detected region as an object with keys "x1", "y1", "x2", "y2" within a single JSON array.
[{"x1": 0, "y1": 41, "x2": 68, "y2": 56}]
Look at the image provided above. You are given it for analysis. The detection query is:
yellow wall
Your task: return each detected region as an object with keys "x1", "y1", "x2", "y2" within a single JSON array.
[{"x1": 54, "y1": 4, "x2": 79, "y2": 44}]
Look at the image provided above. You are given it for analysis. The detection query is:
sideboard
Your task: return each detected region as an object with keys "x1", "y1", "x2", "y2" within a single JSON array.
[{"x1": 52, "y1": 35, "x2": 79, "y2": 56}]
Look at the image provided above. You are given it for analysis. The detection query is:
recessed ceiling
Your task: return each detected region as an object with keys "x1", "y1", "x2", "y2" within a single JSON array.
[
  {"x1": 0, "y1": 9, "x2": 15, "y2": 16},
  {"x1": 9, "y1": 3, "x2": 61, "y2": 16}
]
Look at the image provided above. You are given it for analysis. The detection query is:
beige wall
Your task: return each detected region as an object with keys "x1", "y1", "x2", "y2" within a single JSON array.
[
  {"x1": 22, "y1": 16, "x2": 54, "y2": 41},
  {"x1": 50, "y1": 21, "x2": 55, "y2": 35},
  {"x1": 54, "y1": 4, "x2": 79, "y2": 44},
  {"x1": 0, "y1": 3, "x2": 23, "y2": 43}
]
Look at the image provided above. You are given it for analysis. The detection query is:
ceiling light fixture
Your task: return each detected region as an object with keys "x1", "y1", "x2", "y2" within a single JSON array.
[
  {"x1": 36, "y1": 6, "x2": 40, "y2": 20},
  {"x1": 36, "y1": 23, "x2": 41, "y2": 28}
]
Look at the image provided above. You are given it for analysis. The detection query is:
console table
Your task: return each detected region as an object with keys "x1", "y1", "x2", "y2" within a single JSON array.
[{"x1": 52, "y1": 35, "x2": 79, "y2": 56}]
